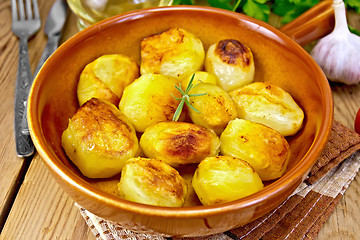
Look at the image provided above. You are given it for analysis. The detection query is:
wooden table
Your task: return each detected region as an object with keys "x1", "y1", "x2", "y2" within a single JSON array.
[{"x1": 0, "y1": 0, "x2": 359, "y2": 239}]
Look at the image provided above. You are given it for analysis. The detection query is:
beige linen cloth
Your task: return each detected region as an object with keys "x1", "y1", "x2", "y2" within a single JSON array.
[{"x1": 76, "y1": 121, "x2": 360, "y2": 240}]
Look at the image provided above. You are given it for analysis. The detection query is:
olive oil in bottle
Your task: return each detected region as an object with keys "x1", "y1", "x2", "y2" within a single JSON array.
[{"x1": 67, "y1": 0, "x2": 174, "y2": 29}]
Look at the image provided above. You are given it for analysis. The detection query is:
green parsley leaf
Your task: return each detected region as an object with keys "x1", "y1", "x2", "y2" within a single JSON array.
[
  {"x1": 208, "y1": 0, "x2": 234, "y2": 11},
  {"x1": 181, "y1": 0, "x2": 195, "y2": 5},
  {"x1": 272, "y1": 0, "x2": 318, "y2": 23},
  {"x1": 254, "y1": 0, "x2": 268, "y2": 4},
  {"x1": 172, "y1": 0, "x2": 358, "y2": 34},
  {"x1": 281, "y1": 5, "x2": 309, "y2": 23},
  {"x1": 243, "y1": 0, "x2": 270, "y2": 22},
  {"x1": 172, "y1": 0, "x2": 182, "y2": 5},
  {"x1": 345, "y1": 0, "x2": 360, "y2": 14}
]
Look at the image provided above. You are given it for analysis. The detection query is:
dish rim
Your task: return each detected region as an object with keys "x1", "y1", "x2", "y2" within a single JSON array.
[{"x1": 28, "y1": 5, "x2": 334, "y2": 218}]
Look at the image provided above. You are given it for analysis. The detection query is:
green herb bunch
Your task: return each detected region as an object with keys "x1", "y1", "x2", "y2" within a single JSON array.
[{"x1": 173, "y1": 0, "x2": 360, "y2": 29}]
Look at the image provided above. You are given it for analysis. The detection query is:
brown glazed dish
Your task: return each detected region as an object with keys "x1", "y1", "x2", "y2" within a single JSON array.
[
  {"x1": 28, "y1": 6, "x2": 333, "y2": 237},
  {"x1": 280, "y1": 0, "x2": 335, "y2": 46}
]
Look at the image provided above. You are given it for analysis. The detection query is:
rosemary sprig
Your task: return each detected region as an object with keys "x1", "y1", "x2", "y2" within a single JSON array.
[{"x1": 171, "y1": 74, "x2": 207, "y2": 121}]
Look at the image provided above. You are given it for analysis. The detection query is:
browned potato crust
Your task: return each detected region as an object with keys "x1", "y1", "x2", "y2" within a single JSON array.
[
  {"x1": 77, "y1": 54, "x2": 139, "y2": 106},
  {"x1": 192, "y1": 156, "x2": 264, "y2": 206},
  {"x1": 140, "y1": 121, "x2": 220, "y2": 167},
  {"x1": 187, "y1": 83, "x2": 237, "y2": 135},
  {"x1": 64, "y1": 28, "x2": 303, "y2": 207},
  {"x1": 205, "y1": 39, "x2": 255, "y2": 91},
  {"x1": 61, "y1": 98, "x2": 139, "y2": 178},
  {"x1": 119, "y1": 73, "x2": 186, "y2": 132},
  {"x1": 220, "y1": 118, "x2": 290, "y2": 181},
  {"x1": 118, "y1": 157, "x2": 187, "y2": 207},
  {"x1": 140, "y1": 28, "x2": 205, "y2": 79},
  {"x1": 181, "y1": 71, "x2": 218, "y2": 87},
  {"x1": 229, "y1": 82, "x2": 304, "y2": 136}
]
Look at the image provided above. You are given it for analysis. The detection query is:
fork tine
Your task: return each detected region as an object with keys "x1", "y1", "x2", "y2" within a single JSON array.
[
  {"x1": 32, "y1": 0, "x2": 40, "y2": 20},
  {"x1": 11, "y1": 0, "x2": 18, "y2": 21},
  {"x1": 17, "y1": 0, "x2": 26, "y2": 21},
  {"x1": 25, "y1": 0, "x2": 33, "y2": 19}
]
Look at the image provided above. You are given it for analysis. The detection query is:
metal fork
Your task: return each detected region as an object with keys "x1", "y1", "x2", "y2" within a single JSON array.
[{"x1": 11, "y1": 0, "x2": 41, "y2": 157}]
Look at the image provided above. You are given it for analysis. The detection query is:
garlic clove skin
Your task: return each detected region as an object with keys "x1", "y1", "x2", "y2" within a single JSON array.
[
  {"x1": 310, "y1": 0, "x2": 360, "y2": 85},
  {"x1": 311, "y1": 31, "x2": 360, "y2": 84}
]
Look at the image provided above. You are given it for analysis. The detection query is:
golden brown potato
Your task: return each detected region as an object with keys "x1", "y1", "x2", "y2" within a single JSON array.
[
  {"x1": 77, "y1": 54, "x2": 139, "y2": 106},
  {"x1": 118, "y1": 157, "x2": 187, "y2": 207},
  {"x1": 220, "y1": 118, "x2": 290, "y2": 181},
  {"x1": 181, "y1": 71, "x2": 218, "y2": 88},
  {"x1": 192, "y1": 156, "x2": 264, "y2": 206},
  {"x1": 61, "y1": 98, "x2": 139, "y2": 178},
  {"x1": 204, "y1": 39, "x2": 255, "y2": 92},
  {"x1": 187, "y1": 83, "x2": 237, "y2": 135},
  {"x1": 119, "y1": 73, "x2": 186, "y2": 132},
  {"x1": 140, "y1": 121, "x2": 220, "y2": 167},
  {"x1": 229, "y1": 82, "x2": 304, "y2": 136},
  {"x1": 140, "y1": 28, "x2": 205, "y2": 79}
]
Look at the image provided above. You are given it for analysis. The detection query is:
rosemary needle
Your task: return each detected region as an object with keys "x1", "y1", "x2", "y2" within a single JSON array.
[{"x1": 171, "y1": 74, "x2": 207, "y2": 121}]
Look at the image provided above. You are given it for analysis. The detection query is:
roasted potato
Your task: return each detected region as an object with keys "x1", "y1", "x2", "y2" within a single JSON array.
[
  {"x1": 61, "y1": 98, "x2": 139, "y2": 178},
  {"x1": 220, "y1": 118, "x2": 290, "y2": 181},
  {"x1": 187, "y1": 83, "x2": 237, "y2": 135},
  {"x1": 204, "y1": 39, "x2": 255, "y2": 92},
  {"x1": 118, "y1": 157, "x2": 187, "y2": 207},
  {"x1": 119, "y1": 73, "x2": 185, "y2": 132},
  {"x1": 140, "y1": 28, "x2": 205, "y2": 79},
  {"x1": 229, "y1": 82, "x2": 304, "y2": 136},
  {"x1": 140, "y1": 121, "x2": 220, "y2": 167},
  {"x1": 181, "y1": 71, "x2": 218, "y2": 88},
  {"x1": 192, "y1": 156, "x2": 264, "y2": 206},
  {"x1": 77, "y1": 54, "x2": 139, "y2": 106}
]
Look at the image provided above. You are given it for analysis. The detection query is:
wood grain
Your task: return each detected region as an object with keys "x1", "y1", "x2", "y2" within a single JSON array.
[
  {"x1": 0, "y1": 0, "x2": 27, "y2": 228},
  {"x1": 0, "y1": 155, "x2": 94, "y2": 240},
  {"x1": 0, "y1": 0, "x2": 359, "y2": 239}
]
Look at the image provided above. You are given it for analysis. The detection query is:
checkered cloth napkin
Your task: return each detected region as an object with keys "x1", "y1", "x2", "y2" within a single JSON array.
[{"x1": 76, "y1": 121, "x2": 360, "y2": 240}]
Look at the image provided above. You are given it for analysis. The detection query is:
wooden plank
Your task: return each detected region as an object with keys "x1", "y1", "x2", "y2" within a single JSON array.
[
  {"x1": 0, "y1": 1, "x2": 91, "y2": 237},
  {"x1": 0, "y1": 0, "x2": 29, "y2": 228},
  {"x1": 0, "y1": 155, "x2": 94, "y2": 240},
  {"x1": 0, "y1": 0, "x2": 77, "y2": 232},
  {"x1": 318, "y1": 177, "x2": 360, "y2": 239}
]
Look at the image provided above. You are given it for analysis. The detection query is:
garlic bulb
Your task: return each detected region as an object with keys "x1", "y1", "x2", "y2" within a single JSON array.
[{"x1": 310, "y1": 0, "x2": 360, "y2": 85}]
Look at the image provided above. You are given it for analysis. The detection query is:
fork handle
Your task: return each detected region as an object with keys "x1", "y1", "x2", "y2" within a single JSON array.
[
  {"x1": 14, "y1": 36, "x2": 34, "y2": 157},
  {"x1": 20, "y1": 35, "x2": 61, "y2": 136}
]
